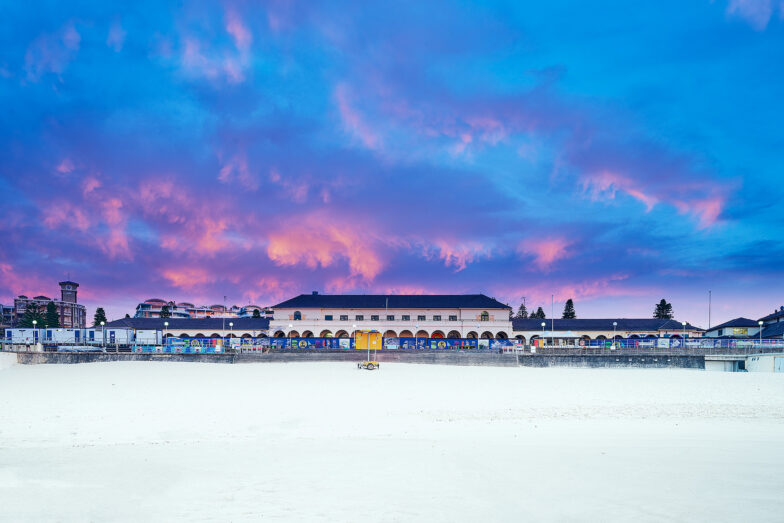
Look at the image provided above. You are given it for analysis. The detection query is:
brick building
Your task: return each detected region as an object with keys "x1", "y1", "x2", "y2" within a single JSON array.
[{"x1": 13, "y1": 281, "x2": 87, "y2": 328}]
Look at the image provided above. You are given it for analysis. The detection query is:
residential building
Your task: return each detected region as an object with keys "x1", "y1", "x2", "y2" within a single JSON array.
[
  {"x1": 12, "y1": 281, "x2": 87, "y2": 328},
  {"x1": 269, "y1": 292, "x2": 513, "y2": 339},
  {"x1": 133, "y1": 299, "x2": 269, "y2": 319},
  {"x1": 759, "y1": 306, "x2": 784, "y2": 339}
]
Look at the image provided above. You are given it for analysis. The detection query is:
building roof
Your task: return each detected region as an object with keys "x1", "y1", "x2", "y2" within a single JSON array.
[
  {"x1": 103, "y1": 317, "x2": 270, "y2": 330},
  {"x1": 761, "y1": 322, "x2": 784, "y2": 338},
  {"x1": 272, "y1": 293, "x2": 511, "y2": 310},
  {"x1": 58, "y1": 281, "x2": 79, "y2": 286},
  {"x1": 704, "y1": 317, "x2": 760, "y2": 333},
  {"x1": 512, "y1": 318, "x2": 702, "y2": 332},
  {"x1": 33, "y1": 295, "x2": 50, "y2": 300},
  {"x1": 759, "y1": 306, "x2": 784, "y2": 322}
]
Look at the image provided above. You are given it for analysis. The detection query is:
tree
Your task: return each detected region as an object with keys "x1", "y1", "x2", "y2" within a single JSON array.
[
  {"x1": 534, "y1": 307, "x2": 546, "y2": 319},
  {"x1": 160, "y1": 305, "x2": 171, "y2": 318},
  {"x1": 124, "y1": 313, "x2": 131, "y2": 319},
  {"x1": 45, "y1": 301, "x2": 60, "y2": 328},
  {"x1": 653, "y1": 299, "x2": 673, "y2": 319},
  {"x1": 562, "y1": 299, "x2": 576, "y2": 319},
  {"x1": 252, "y1": 309, "x2": 261, "y2": 318},
  {"x1": 515, "y1": 302, "x2": 528, "y2": 319},
  {"x1": 93, "y1": 307, "x2": 108, "y2": 326},
  {"x1": 18, "y1": 304, "x2": 44, "y2": 328}
]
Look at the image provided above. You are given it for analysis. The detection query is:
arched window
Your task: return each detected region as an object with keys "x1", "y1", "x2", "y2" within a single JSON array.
[
  {"x1": 480, "y1": 311, "x2": 489, "y2": 321},
  {"x1": 293, "y1": 311, "x2": 302, "y2": 321}
]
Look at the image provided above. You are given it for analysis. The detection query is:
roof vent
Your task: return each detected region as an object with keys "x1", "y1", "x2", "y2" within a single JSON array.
[{"x1": 312, "y1": 291, "x2": 319, "y2": 295}]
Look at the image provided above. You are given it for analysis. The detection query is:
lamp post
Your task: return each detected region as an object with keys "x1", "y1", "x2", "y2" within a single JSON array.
[
  {"x1": 541, "y1": 321, "x2": 546, "y2": 348},
  {"x1": 353, "y1": 324, "x2": 357, "y2": 351},
  {"x1": 164, "y1": 321, "x2": 168, "y2": 348},
  {"x1": 681, "y1": 321, "x2": 686, "y2": 341},
  {"x1": 613, "y1": 321, "x2": 617, "y2": 350},
  {"x1": 415, "y1": 324, "x2": 419, "y2": 349},
  {"x1": 32, "y1": 320, "x2": 37, "y2": 346},
  {"x1": 759, "y1": 320, "x2": 764, "y2": 351},
  {"x1": 229, "y1": 321, "x2": 234, "y2": 352},
  {"x1": 288, "y1": 323, "x2": 293, "y2": 349},
  {"x1": 101, "y1": 320, "x2": 105, "y2": 350}
]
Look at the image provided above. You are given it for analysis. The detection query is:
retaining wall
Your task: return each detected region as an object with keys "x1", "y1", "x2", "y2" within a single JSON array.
[{"x1": 518, "y1": 354, "x2": 705, "y2": 369}]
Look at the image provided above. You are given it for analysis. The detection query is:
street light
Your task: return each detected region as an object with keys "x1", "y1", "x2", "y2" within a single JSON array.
[
  {"x1": 415, "y1": 324, "x2": 419, "y2": 349},
  {"x1": 100, "y1": 320, "x2": 105, "y2": 350},
  {"x1": 164, "y1": 321, "x2": 169, "y2": 346},
  {"x1": 288, "y1": 323, "x2": 293, "y2": 349},
  {"x1": 681, "y1": 321, "x2": 686, "y2": 341},
  {"x1": 759, "y1": 320, "x2": 764, "y2": 350},
  {"x1": 229, "y1": 321, "x2": 234, "y2": 352},
  {"x1": 613, "y1": 321, "x2": 617, "y2": 350},
  {"x1": 352, "y1": 324, "x2": 357, "y2": 351},
  {"x1": 32, "y1": 320, "x2": 37, "y2": 346},
  {"x1": 541, "y1": 321, "x2": 546, "y2": 348}
]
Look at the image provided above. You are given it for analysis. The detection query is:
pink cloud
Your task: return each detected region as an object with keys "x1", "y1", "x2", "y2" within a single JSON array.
[
  {"x1": 225, "y1": 10, "x2": 252, "y2": 51},
  {"x1": 582, "y1": 170, "x2": 658, "y2": 211},
  {"x1": 267, "y1": 216, "x2": 384, "y2": 280},
  {"x1": 674, "y1": 196, "x2": 725, "y2": 229},
  {"x1": 429, "y1": 241, "x2": 490, "y2": 272},
  {"x1": 198, "y1": 220, "x2": 229, "y2": 253},
  {"x1": 25, "y1": 22, "x2": 81, "y2": 81},
  {"x1": 335, "y1": 84, "x2": 381, "y2": 150},
  {"x1": 43, "y1": 203, "x2": 90, "y2": 232},
  {"x1": 107, "y1": 21, "x2": 127, "y2": 52},
  {"x1": 82, "y1": 176, "x2": 102, "y2": 197},
  {"x1": 100, "y1": 198, "x2": 132, "y2": 260},
  {"x1": 727, "y1": 0, "x2": 775, "y2": 30},
  {"x1": 518, "y1": 238, "x2": 572, "y2": 271},
  {"x1": 219, "y1": 153, "x2": 259, "y2": 190},
  {"x1": 163, "y1": 267, "x2": 214, "y2": 289},
  {"x1": 56, "y1": 158, "x2": 74, "y2": 174}
]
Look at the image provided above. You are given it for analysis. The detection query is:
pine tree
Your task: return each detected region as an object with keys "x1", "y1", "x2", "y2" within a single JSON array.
[
  {"x1": 18, "y1": 305, "x2": 44, "y2": 328},
  {"x1": 160, "y1": 305, "x2": 171, "y2": 318},
  {"x1": 653, "y1": 299, "x2": 674, "y2": 319},
  {"x1": 516, "y1": 303, "x2": 528, "y2": 319},
  {"x1": 535, "y1": 307, "x2": 546, "y2": 319},
  {"x1": 562, "y1": 299, "x2": 576, "y2": 319},
  {"x1": 252, "y1": 309, "x2": 261, "y2": 318},
  {"x1": 93, "y1": 307, "x2": 108, "y2": 326},
  {"x1": 45, "y1": 301, "x2": 60, "y2": 328},
  {"x1": 124, "y1": 313, "x2": 131, "y2": 319}
]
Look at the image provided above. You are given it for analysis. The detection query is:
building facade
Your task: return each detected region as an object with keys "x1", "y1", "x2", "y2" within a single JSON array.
[
  {"x1": 12, "y1": 281, "x2": 86, "y2": 328},
  {"x1": 269, "y1": 293, "x2": 513, "y2": 339}
]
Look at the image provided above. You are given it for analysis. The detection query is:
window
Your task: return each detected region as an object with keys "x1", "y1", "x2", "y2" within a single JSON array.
[
  {"x1": 417, "y1": 315, "x2": 426, "y2": 321},
  {"x1": 355, "y1": 315, "x2": 364, "y2": 321},
  {"x1": 480, "y1": 311, "x2": 490, "y2": 321},
  {"x1": 433, "y1": 315, "x2": 441, "y2": 321},
  {"x1": 371, "y1": 315, "x2": 379, "y2": 321},
  {"x1": 324, "y1": 315, "x2": 333, "y2": 321},
  {"x1": 402, "y1": 315, "x2": 410, "y2": 321},
  {"x1": 387, "y1": 315, "x2": 395, "y2": 321},
  {"x1": 340, "y1": 315, "x2": 348, "y2": 321},
  {"x1": 449, "y1": 315, "x2": 458, "y2": 321},
  {"x1": 293, "y1": 311, "x2": 302, "y2": 321}
]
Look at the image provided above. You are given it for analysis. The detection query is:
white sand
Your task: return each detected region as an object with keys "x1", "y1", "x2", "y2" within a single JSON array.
[{"x1": 0, "y1": 358, "x2": 783, "y2": 522}]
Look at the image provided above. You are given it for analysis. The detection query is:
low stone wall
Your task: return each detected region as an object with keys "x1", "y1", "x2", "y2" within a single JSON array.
[
  {"x1": 16, "y1": 352, "x2": 236, "y2": 365},
  {"x1": 518, "y1": 354, "x2": 705, "y2": 369},
  {"x1": 243, "y1": 350, "x2": 519, "y2": 367}
]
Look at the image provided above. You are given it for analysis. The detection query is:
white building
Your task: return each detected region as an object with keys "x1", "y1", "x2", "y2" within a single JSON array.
[{"x1": 269, "y1": 293, "x2": 513, "y2": 339}]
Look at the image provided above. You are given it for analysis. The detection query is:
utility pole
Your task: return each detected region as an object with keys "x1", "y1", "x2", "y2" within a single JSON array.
[{"x1": 708, "y1": 290, "x2": 712, "y2": 330}]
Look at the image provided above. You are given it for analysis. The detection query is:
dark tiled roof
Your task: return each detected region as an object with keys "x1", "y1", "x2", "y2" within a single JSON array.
[
  {"x1": 512, "y1": 318, "x2": 702, "y2": 332},
  {"x1": 759, "y1": 307, "x2": 784, "y2": 322},
  {"x1": 272, "y1": 294, "x2": 511, "y2": 310},
  {"x1": 704, "y1": 317, "x2": 760, "y2": 333},
  {"x1": 103, "y1": 317, "x2": 270, "y2": 330},
  {"x1": 761, "y1": 322, "x2": 784, "y2": 338}
]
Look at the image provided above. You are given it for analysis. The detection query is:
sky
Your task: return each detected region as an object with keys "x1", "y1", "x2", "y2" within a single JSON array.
[{"x1": 0, "y1": 0, "x2": 783, "y2": 326}]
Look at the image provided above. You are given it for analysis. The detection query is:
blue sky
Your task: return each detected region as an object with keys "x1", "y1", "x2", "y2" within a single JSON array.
[{"x1": 0, "y1": 0, "x2": 782, "y2": 324}]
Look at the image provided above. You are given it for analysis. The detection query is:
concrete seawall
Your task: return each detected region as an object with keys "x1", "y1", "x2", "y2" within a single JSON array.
[
  {"x1": 518, "y1": 354, "x2": 705, "y2": 369},
  {"x1": 13, "y1": 351, "x2": 705, "y2": 369}
]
